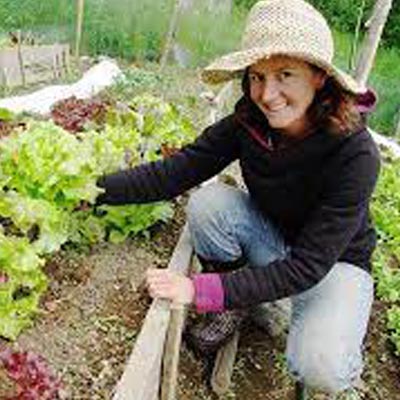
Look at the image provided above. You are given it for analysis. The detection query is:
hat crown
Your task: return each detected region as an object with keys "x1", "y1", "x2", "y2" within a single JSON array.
[
  {"x1": 241, "y1": 0, "x2": 334, "y2": 63},
  {"x1": 202, "y1": 0, "x2": 364, "y2": 94}
]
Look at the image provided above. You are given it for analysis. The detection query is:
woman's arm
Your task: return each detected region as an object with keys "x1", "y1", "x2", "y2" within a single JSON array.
[
  {"x1": 146, "y1": 134, "x2": 380, "y2": 311},
  {"x1": 96, "y1": 115, "x2": 240, "y2": 205}
]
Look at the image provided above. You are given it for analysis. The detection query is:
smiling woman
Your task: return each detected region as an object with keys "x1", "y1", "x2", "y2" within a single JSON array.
[
  {"x1": 247, "y1": 56, "x2": 326, "y2": 138},
  {"x1": 96, "y1": 0, "x2": 380, "y2": 397}
]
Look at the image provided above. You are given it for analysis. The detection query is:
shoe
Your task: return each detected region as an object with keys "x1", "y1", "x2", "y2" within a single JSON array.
[{"x1": 184, "y1": 310, "x2": 246, "y2": 355}]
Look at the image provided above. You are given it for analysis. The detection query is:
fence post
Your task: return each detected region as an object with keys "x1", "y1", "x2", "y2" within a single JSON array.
[
  {"x1": 354, "y1": 0, "x2": 393, "y2": 87},
  {"x1": 349, "y1": 0, "x2": 366, "y2": 71},
  {"x1": 160, "y1": 0, "x2": 183, "y2": 71},
  {"x1": 16, "y1": 31, "x2": 26, "y2": 87},
  {"x1": 396, "y1": 109, "x2": 400, "y2": 138},
  {"x1": 75, "y1": 0, "x2": 85, "y2": 64}
]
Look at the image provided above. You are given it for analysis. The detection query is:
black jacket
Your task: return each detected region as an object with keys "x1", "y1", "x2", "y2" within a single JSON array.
[{"x1": 97, "y1": 99, "x2": 380, "y2": 308}]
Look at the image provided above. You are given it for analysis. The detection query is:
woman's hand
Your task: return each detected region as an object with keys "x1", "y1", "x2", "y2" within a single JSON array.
[{"x1": 146, "y1": 269, "x2": 195, "y2": 306}]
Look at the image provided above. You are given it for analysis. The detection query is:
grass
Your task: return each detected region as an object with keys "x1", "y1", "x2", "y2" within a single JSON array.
[
  {"x1": 367, "y1": 46, "x2": 400, "y2": 136},
  {"x1": 81, "y1": 0, "x2": 174, "y2": 61},
  {"x1": 176, "y1": 3, "x2": 245, "y2": 68},
  {"x1": 334, "y1": 30, "x2": 400, "y2": 136},
  {"x1": 0, "y1": 0, "x2": 74, "y2": 43}
]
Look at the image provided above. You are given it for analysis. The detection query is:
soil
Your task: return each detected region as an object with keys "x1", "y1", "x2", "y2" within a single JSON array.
[{"x1": 1, "y1": 197, "x2": 399, "y2": 399}]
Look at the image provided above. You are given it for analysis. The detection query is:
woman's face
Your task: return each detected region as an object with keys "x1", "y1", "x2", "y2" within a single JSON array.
[{"x1": 249, "y1": 56, "x2": 326, "y2": 138}]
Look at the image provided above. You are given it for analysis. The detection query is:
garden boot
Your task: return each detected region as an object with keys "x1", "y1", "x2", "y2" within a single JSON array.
[
  {"x1": 184, "y1": 309, "x2": 247, "y2": 355},
  {"x1": 184, "y1": 255, "x2": 248, "y2": 356}
]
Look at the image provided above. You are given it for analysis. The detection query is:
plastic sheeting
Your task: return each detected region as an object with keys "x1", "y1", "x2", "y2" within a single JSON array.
[
  {"x1": 369, "y1": 129, "x2": 400, "y2": 159},
  {"x1": 0, "y1": 58, "x2": 124, "y2": 115}
]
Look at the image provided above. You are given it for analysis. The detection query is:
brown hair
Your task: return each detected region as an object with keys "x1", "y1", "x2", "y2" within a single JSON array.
[
  {"x1": 307, "y1": 73, "x2": 363, "y2": 135},
  {"x1": 241, "y1": 67, "x2": 363, "y2": 136}
]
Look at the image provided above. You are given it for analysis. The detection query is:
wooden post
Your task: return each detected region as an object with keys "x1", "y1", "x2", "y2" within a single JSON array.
[
  {"x1": 160, "y1": 224, "x2": 193, "y2": 400},
  {"x1": 161, "y1": 304, "x2": 187, "y2": 400},
  {"x1": 112, "y1": 224, "x2": 193, "y2": 400},
  {"x1": 349, "y1": 0, "x2": 366, "y2": 71},
  {"x1": 395, "y1": 110, "x2": 400, "y2": 138},
  {"x1": 16, "y1": 30, "x2": 26, "y2": 87},
  {"x1": 75, "y1": 0, "x2": 85, "y2": 64},
  {"x1": 160, "y1": 0, "x2": 183, "y2": 71},
  {"x1": 354, "y1": 0, "x2": 393, "y2": 86}
]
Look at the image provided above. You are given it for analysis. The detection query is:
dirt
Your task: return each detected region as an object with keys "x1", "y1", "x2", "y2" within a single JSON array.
[{"x1": 1, "y1": 198, "x2": 399, "y2": 399}]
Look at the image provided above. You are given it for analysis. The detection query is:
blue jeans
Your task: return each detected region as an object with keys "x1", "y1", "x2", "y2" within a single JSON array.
[{"x1": 186, "y1": 183, "x2": 374, "y2": 394}]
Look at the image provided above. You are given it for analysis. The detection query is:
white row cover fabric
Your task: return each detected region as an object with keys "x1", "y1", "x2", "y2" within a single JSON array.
[
  {"x1": 369, "y1": 129, "x2": 400, "y2": 159},
  {"x1": 0, "y1": 58, "x2": 124, "y2": 115}
]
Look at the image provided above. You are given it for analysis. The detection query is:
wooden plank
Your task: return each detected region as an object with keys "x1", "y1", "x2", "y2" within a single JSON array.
[
  {"x1": 0, "y1": 48, "x2": 22, "y2": 87},
  {"x1": 112, "y1": 299, "x2": 171, "y2": 400},
  {"x1": 0, "y1": 44, "x2": 70, "y2": 88},
  {"x1": 211, "y1": 330, "x2": 240, "y2": 396},
  {"x1": 112, "y1": 224, "x2": 193, "y2": 400},
  {"x1": 161, "y1": 223, "x2": 193, "y2": 400},
  {"x1": 21, "y1": 44, "x2": 70, "y2": 84},
  {"x1": 161, "y1": 304, "x2": 187, "y2": 400}
]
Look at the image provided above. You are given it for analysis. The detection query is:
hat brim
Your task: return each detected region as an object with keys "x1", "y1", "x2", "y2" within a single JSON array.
[{"x1": 201, "y1": 47, "x2": 366, "y2": 95}]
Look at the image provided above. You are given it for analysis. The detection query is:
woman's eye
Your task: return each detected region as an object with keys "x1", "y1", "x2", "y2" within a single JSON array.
[
  {"x1": 249, "y1": 73, "x2": 263, "y2": 83},
  {"x1": 280, "y1": 71, "x2": 293, "y2": 80}
]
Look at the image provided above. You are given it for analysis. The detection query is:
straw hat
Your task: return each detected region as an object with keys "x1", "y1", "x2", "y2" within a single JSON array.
[{"x1": 202, "y1": 0, "x2": 366, "y2": 95}]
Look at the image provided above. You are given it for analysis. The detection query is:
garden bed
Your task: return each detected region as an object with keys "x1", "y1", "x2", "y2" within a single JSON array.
[{"x1": 1, "y1": 199, "x2": 399, "y2": 400}]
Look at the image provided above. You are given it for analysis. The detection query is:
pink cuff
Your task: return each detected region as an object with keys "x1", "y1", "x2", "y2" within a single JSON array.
[{"x1": 192, "y1": 273, "x2": 225, "y2": 313}]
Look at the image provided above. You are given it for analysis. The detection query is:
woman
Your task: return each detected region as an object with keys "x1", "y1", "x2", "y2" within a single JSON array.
[{"x1": 97, "y1": 0, "x2": 380, "y2": 395}]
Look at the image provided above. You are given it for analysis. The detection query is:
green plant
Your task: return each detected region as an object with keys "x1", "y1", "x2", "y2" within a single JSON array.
[
  {"x1": 0, "y1": 95, "x2": 195, "y2": 339},
  {"x1": 371, "y1": 156, "x2": 400, "y2": 355},
  {"x1": 387, "y1": 306, "x2": 400, "y2": 355},
  {"x1": 0, "y1": 229, "x2": 47, "y2": 340},
  {"x1": 176, "y1": 3, "x2": 245, "y2": 67},
  {"x1": 333, "y1": 29, "x2": 400, "y2": 136},
  {"x1": 0, "y1": 0, "x2": 74, "y2": 43},
  {"x1": 99, "y1": 203, "x2": 174, "y2": 244},
  {"x1": 82, "y1": 0, "x2": 174, "y2": 61}
]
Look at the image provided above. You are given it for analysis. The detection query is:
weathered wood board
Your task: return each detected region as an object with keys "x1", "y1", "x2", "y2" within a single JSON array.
[
  {"x1": 0, "y1": 44, "x2": 70, "y2": 87},
  {"x1": 112, "y1": 224, "x2": 193, "y2": 400}
]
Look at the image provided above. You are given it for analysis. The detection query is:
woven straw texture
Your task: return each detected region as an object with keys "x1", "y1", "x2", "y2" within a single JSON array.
[{"x1": 202, "y1": 0, "x2": 365, "y2": 94}]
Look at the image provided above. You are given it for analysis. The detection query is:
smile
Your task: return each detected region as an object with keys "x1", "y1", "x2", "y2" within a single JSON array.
[
  {"x1": 265, "y1": 104, "x2": 287, "y2": 113},
  {"x1": 264, "y1": 103, "x2": 287, "y2": 113}
]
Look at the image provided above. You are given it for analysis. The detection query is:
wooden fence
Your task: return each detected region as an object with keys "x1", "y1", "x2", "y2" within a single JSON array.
[{"x1": 0, "y1": 44, "x2": 70, "y2": 88}]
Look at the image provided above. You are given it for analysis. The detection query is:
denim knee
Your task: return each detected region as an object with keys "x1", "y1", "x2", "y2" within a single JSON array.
[
  {"x1": 186, "y1": 183, "x2": 245, "y2": 261},
  {"x1": 287, "y1": 339, "x2": 362, "y2": 393},
  {"x1": 286, "y1": 264, "x2": 373, "y2": 394},
  {"x1": 186, "y1": 183, "x2": 239, "y2": 226}
]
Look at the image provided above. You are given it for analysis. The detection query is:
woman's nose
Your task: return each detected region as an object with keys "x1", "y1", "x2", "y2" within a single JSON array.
[{"x1": 261, "y1": 77, "x2": 280, "y2": 103}]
